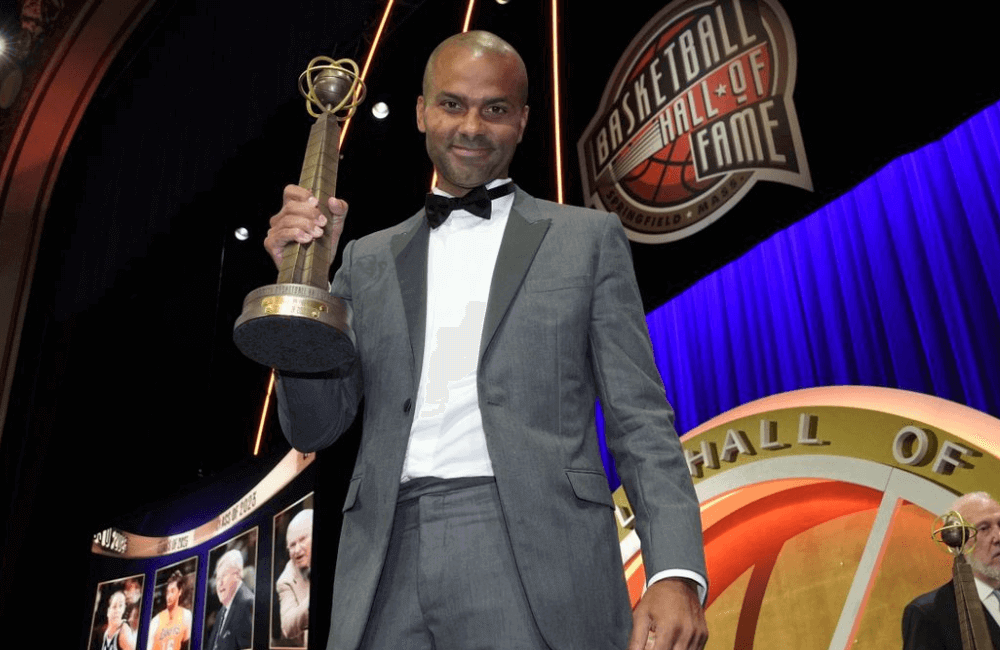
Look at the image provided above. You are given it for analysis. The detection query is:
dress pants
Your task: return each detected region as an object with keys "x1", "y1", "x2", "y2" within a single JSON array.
[{"x1": 358, "y1": 478, "x2": 552, "y2": 650}]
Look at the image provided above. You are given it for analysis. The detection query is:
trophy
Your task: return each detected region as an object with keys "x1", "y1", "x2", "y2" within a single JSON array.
[{"x1": 233, "y1": 57, "x2": 365, "y2": 373}]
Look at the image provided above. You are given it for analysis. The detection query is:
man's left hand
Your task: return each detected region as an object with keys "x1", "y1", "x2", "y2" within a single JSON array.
[{"x1": 627, "y1": 578, "x2": 708, "y2": 650}]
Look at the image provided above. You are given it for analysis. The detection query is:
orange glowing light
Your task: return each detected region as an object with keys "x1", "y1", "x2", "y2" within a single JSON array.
[
  {"x1": 550, "y1": 0, "x2": 564, "y2": 203},
  {"x1": 253, "y1": 370, "x2": 277, "y2": 456},
  {"x1": 340, "y1": 0, "x2": 396, "y2": 147},
  {"x1": 462, "y1": 1, "x2": 476, "y2": 32}
]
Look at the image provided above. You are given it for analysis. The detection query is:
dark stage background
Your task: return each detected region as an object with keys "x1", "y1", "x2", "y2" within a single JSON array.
[{"x1": 1, "y1": 0, "x2": 998, "y2": 646}]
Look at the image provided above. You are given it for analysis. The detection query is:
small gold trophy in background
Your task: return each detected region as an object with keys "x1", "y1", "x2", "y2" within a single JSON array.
[{"x1": 233, "y1": 57, "x2": 365, "y2": 373}]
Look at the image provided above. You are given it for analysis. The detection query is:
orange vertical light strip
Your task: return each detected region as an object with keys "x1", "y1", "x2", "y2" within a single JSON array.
[
  {"x1": 340, "y1": 0, "x2": 397, "y2": 147},
  {"x1": 550, "y1": 0, "x2": 564, "y2": 203},
  {"x1": 461, "y1": 0, "x2": 476, "y2": 32},
  {"x1": 253, "y1": 370, "x2": 277, "y2": 456}
]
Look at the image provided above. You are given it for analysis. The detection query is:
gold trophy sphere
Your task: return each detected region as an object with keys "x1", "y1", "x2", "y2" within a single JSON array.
[
  {"x1": 931, "y1": 511, "x2": 977, "y2": 555},
  {"x1": 298, "y1": 57, "x2": 366, "y2": 118}
]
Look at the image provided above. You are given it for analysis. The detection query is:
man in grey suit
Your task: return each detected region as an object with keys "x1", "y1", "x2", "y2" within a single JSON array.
[{"x1": 265, "y1": 30, "x2": 707, "y2": 650}]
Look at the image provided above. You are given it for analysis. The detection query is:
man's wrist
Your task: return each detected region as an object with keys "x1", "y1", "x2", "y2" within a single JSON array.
[{"x1": 646, "y1": 569, "x2": 708, "y2": 604}]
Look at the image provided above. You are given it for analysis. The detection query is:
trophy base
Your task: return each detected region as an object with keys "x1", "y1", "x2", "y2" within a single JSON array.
[{"x1": 233, "y1": 283, "x2": 354, "y2": 373}]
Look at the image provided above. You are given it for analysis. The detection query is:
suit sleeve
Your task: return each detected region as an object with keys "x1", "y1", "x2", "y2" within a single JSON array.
[
  {"x1": 587, "y1": 214, "x2": 707, "y2": 584},
  {"x1": 235, "y1": 589, "x2": 254, "y2": 648},
  {"x1": 276, "y1": 239, "x2": 364, "y2": 452}
]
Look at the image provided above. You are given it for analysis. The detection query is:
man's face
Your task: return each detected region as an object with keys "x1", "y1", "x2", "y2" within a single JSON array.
[
  {"x1": 961, "y1": 497, "x2": 1000, "y2": 584},
  {"x1": 416, "y1": 44, "x2": 529, "y2": 197},
  {"x1": 287, "y1": 523, "x2": 312, "y2": 571},
  {"x1": 215, "y1": 563, "x2": 241, "y2": 606},
  {"x1": 107, "y1": 593, "x2": 125, "y2": 625},
  {"x1": 165, "y1": 582, "x2": 180, "y2": 609}
]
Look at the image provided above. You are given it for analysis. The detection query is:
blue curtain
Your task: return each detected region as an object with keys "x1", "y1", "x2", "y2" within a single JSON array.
[{"x1": 600, "y1": 100, "x2": 1000, "y2": 489}]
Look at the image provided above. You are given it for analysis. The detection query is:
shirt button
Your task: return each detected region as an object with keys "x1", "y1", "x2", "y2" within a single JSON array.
[{"x1": 403, "y1": 399, "x2": 412, "y2": 413}]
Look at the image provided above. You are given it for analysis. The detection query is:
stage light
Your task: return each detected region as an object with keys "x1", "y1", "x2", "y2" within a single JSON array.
[
  {"x1": 0, "y1": 34, "x2": 6, "y2": 58},
  {"x1": 371, "y1": 101, "x2": 389, "y2": 119},
  {"x1": 496, "y1": 0, "x2": 511, "y2": 4},
  {"x1": 549, "y1": 0, "x2": 564, "y2": 202},
  {"x1": 234, "y1": 227, "x2": 249, "y2": 241}
]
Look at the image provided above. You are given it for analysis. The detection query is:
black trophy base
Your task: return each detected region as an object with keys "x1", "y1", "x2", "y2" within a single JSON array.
[{"x1": 233, "y1": 283, "x2": 354, "y2": 373}]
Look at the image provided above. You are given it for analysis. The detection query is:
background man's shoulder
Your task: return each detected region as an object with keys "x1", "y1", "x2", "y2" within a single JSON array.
[{"x1": 906, "y1": 581, "x2": 954, "y2": 614}]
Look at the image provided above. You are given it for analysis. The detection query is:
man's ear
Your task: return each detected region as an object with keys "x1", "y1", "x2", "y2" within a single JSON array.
[
  {"x1": 416, "y1": 95, "x2": 426, "y2": 133},
  {"x1": 517, "y1": 104, "x2": 529, "y2": 143}
]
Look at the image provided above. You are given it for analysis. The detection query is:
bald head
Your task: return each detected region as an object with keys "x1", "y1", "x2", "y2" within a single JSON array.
[{"x1": 423, "y1": 31, "x2": 528, "y2": 106}]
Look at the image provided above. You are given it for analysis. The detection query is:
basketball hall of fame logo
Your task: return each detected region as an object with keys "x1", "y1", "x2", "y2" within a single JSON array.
[{"x1": 578, "y1": 0, "x2": 812, "y2": 243}]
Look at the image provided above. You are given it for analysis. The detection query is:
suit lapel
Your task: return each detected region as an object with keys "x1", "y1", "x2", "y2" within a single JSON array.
[
  {"x1": 391, "y1": 215, "x2": 430, "y2": 385},
  {"x1": 480, "y1": 189, "x2": 550, "y2": 363}
]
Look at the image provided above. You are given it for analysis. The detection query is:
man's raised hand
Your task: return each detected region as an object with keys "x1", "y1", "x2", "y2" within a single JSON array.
[{"x1": 264, "y1": 184, "x2": 348, "y2": 269}]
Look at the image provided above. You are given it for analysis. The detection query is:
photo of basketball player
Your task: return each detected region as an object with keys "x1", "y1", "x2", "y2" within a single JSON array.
[
  {"x1": 271, "y1": 493, "x2": 314, "y2": 648},
  {"x1": 204, "y1": 528, "x2": 258, "y2": 650},
  {"x1": 88, "y1": 574, "x2": 144, "y2": 650},
  {"x1": 148, "y1": 557, "x2": 196, "y2": 650}
]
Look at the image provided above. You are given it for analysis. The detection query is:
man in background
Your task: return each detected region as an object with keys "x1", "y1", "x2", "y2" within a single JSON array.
[
  {"x1": 276, "y1": 509, "x2": 311, "y2": 646},
  {"x1": 903, "y1": 492, "x2": 1000, "y2": 649}
]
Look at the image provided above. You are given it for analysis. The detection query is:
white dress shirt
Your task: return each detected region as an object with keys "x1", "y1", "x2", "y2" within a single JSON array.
[
  {"x1": 400, "y1": 179, "x2": 514, "y2": 481},
  {"x1": 975, "y1": 576, "x2": 1000, "y2": 627}
]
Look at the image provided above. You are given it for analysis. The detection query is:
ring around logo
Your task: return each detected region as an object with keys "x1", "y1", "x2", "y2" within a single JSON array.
[{"x1": 578, "y1": 0, "x2": 812, "y2": 243}]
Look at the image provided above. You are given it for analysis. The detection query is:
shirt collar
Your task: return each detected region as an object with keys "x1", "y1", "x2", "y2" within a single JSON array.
[
  {"x1": 430, "y1": 178, "x2": 513, "y2": 198},
  {"x1": 974, "y1": 575, "x2": 999, "y2": 603}
]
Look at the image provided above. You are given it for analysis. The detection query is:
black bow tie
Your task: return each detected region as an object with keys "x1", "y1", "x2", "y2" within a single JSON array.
[{"x1": 424, "y1": 182, "x2": 515, "y2": 228}]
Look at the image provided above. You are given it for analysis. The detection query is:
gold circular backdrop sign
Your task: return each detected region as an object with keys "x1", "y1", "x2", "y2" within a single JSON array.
[{"x1": 612, "y1": 386, "x2": 1000, "y2": 649}]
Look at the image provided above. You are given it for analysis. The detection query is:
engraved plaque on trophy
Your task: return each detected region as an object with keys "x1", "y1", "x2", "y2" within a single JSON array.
[{"x1": 233, "y1": 57, "x2": 365, "y2": 373}]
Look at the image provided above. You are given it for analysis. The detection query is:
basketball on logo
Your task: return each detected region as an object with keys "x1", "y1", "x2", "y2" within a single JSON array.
[{"x1": 616, "y1": 136, "x2": 718, "y2": 206}]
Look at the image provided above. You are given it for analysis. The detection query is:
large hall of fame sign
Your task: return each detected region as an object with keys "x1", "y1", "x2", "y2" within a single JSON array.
[
  {"x1": 612, "y1": 386, "x2": 1000, "y2": 649},
  {"x1": 578, "y1": 0, "x2": 812, "y2": 243}
]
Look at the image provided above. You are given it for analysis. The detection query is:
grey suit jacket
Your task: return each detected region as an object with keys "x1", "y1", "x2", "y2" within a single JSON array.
[{"x1": 277, "y1": 186, "x2": 706, "y2": 650}]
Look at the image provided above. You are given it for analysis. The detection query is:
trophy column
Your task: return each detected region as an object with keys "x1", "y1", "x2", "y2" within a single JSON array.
[{"x1": 233, "y1": 57, "x2": 365, "y2": 373}]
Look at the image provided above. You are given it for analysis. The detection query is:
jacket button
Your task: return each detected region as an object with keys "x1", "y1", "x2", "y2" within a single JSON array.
[{"x1": 403, "y1": 399, "x2": 412, "y2": 413}]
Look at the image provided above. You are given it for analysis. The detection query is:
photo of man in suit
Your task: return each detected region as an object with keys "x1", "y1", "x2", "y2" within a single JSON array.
[
  {"x1": 266, "y1": 30, "x2": 708, "y2": 650},
  {"x1": 207, "y1": 549, "x2": 254, "y2": 650},
  {"x1": 903, "y1": 492, "x2": 1000, "y2": 649}
]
